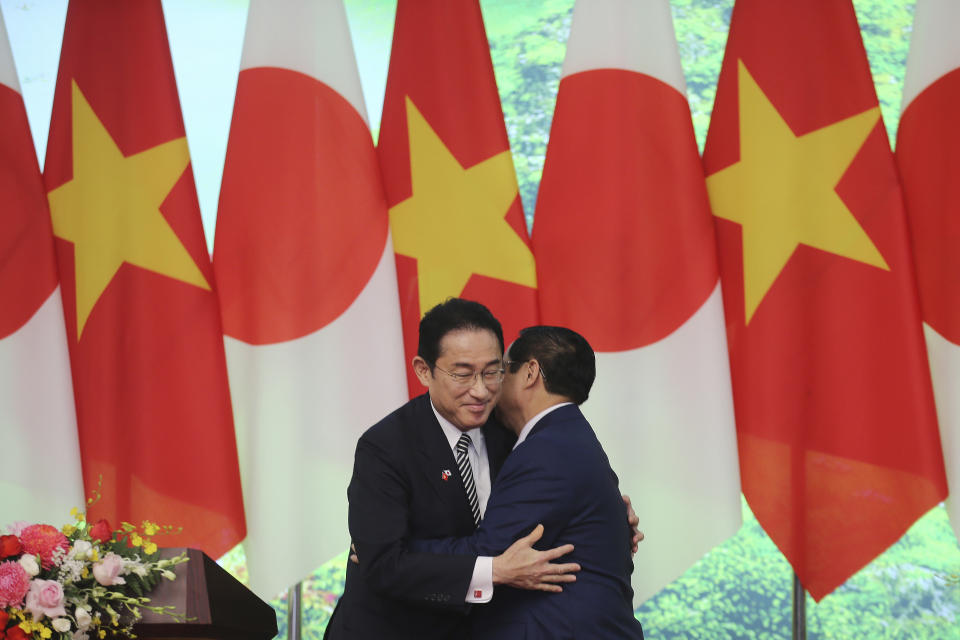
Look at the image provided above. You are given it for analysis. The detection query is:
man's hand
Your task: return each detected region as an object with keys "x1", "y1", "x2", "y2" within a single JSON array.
[
  {"x1": 623, "y1": 494, "x2": 644, "y2": 555},
  {"x1": 349, "y1": 542, "x2": 358, "y2": 565},
  {"x1": 491, "y1": 524, "x2": 580, "y2": 592}
]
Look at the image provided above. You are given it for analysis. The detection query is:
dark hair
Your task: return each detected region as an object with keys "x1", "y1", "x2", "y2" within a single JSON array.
[
  {"x1": 506, "y1": 326, "x2": 595, "y2": 404},
  {"x1": 417, "y1": 298, "x2": 504, "y2": 368}
]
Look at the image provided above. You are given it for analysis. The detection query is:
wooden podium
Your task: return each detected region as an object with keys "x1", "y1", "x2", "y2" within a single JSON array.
[{"x1": 133, "y1": 548, "x2": 278, "y2": 640}]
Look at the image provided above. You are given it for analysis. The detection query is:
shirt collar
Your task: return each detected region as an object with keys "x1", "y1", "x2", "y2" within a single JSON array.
[
  {"x1": 514, "y1": 402, "x2": 573, "y2": 449},
  {"x1": 429, "y1": 396, "x2": 486, "y2": 452}
]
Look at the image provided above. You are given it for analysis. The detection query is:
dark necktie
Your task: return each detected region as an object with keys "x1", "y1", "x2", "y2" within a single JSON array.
[{"x1": 455, "y1": 433, "x2": 482, "y2": 526}]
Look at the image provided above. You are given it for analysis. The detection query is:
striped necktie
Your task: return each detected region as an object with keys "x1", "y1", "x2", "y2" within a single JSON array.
[{"x1": 455, "y1": 433, "x2": 482, "y2": 526}]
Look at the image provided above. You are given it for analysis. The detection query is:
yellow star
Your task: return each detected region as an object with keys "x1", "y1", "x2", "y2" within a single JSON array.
[
  {"x1": 48, "y1": 80, "x2": 210, "y2": 338},
  {"x1": 389, "y1": 97, "x2": 536, "y2": 315},
  {"x1": 706, "y1": 61, "x2": 889, "y2": 323}
]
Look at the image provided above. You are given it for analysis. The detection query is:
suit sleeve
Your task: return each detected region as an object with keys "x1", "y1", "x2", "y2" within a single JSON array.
[
  {"x1": 410, "y1": 442, "x2": 574, "y2": 557},
  {"x1": 347, "y1": 433, "x2": 477, "y2": 609}
]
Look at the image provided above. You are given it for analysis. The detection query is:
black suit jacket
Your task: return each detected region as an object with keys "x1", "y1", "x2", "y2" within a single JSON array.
[{"x1": 324, "y1": 393, "x2": 515, "y2": 639}]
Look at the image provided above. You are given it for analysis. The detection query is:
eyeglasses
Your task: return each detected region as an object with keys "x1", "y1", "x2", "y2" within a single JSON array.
[
  {"x1": 434, "y1": 365, "x2": 505, "y2": 388},
  {"x1": 503, "y1": 359, "x2": 547, "y2": 380}
]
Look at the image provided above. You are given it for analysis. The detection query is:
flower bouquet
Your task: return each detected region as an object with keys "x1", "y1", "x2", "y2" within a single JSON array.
[{"x1": 0, "y1": 509, "x2": 189, "y2": 640}]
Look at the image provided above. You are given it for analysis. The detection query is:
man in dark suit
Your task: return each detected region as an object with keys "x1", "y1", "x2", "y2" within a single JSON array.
[
  {"x1": 324, "y1": 300, "x2": 580, "y2": 640},
  {"x1": 412, "y1": 326, "x2": 645, "y2": 639}
]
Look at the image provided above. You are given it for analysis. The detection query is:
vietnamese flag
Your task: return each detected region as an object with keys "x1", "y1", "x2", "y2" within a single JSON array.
[
  {"x1": 533, "y1": 0, "x2": 741, "y2": 604},
  {"x1": 213, "y1": 0, "x2": 407, "y2": 599},
  {"x1": 896, "y1": 0, "x2": 960, "y2": 542},
  {"x1": 0, "y1": 7, "x2": 83, "y2": 524},
  {"x1": 378, "y1": 0, "x2": 537, "y2": 394},
  {"x1": 44, "y1": 1, "x2": 245, "y2": 558},
  {"x1": 703, "y1": 0, "x2": 947, "y2": 599}
]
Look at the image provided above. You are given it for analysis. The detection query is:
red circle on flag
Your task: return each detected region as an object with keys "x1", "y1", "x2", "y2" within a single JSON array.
[
  {"x1": 214, "y1": 68, "x2": 388, "y2": 345},
  {"x1": 534, "y1": 70, "x2": 718, "y2": 351},
  {"x1": 0, "y1": 86, "x2": 58, "y2": 339},
  {"x1": 897, "y1": 68, "x2": 960, "y2": 345}
]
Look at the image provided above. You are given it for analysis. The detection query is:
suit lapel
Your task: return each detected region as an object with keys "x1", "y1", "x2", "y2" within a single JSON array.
[
  {"x1": 482, "y1": 416, "x2": 516, "y2": 480},
  {"x1": 411, "y1": 394, "x2": 477, "y2": 530}
]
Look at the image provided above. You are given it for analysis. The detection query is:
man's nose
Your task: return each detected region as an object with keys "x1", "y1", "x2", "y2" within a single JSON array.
[{"x1": 467, "y1": 374, "x2": 490, "y2": 396}]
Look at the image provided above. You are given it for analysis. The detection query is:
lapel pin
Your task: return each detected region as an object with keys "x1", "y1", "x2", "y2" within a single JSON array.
[{"x1": 441, "y1": 470, "x2": 452, "y2": 481}]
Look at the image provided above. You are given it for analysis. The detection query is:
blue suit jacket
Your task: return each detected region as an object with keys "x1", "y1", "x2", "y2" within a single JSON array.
[{"x1": 414, "y1": 404, "x2": 644, "y2": 639}]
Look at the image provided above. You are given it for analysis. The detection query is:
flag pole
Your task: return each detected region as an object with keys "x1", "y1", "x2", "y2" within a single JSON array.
[
  {"x1": 286, "y1": 581, "x2": 302, "y2": 640},
  {"x1": 792, "y1": 572, "x2": 806, "y2": 640}
]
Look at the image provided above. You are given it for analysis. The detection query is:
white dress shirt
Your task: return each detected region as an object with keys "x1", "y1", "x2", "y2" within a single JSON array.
[{"x1": 430, "y1": 401, "x2": 494, "y2": 602}]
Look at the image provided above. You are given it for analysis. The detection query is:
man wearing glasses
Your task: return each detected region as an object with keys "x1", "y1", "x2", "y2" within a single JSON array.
[
  {"x1": 324, "y1": 298, "x2": 580, "y2": 640},
  {"x1": 411, "y1": 326, "x2": 645, "y2": 638}
]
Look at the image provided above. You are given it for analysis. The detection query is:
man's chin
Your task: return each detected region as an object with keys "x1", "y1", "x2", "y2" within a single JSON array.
[{"x1": 459, "y1": 408, "x2": 492, "y2": 428}]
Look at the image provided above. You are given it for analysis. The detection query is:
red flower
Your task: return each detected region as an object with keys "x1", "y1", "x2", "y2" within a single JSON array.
[
  {"x1": 88, "y1": 519, "x2": 113, "y2": 544},
  {"x1": 0, "y1": 536, "x2": 20, "y2": 560},
  {"x1": 0, "y1": 609, "x2": 26, "y2": 640},
  {"x1": 18, "y1": 525, "x2": 69, "y2": 569},
  {"x1": 4, "y1": 626, "x2": 27, "y2": 640}
]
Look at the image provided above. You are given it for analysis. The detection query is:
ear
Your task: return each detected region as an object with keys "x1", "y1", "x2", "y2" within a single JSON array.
[
  {"x1": 412, "y1": 356, "x2": 432, "y2": 388},
  {"x1": 523, "y1": 359, "x2": 542, "y2": 389}
]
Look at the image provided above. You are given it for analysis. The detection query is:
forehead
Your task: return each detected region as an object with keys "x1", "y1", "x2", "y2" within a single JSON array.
[{"x1": 437, "y1": 328, "x2": 502, "y2": 365}]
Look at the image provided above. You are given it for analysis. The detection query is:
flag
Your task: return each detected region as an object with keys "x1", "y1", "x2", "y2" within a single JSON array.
[
  {"x1": 532, "y1": 0, "x2": 741, "y2": 604},
  {"x1": 212, "y1": 0, "x2": 407, "y2": 599},
  {"x1": 703, "y1": 0, "x2": 947, "y2": 599},
  {"x1": 896, "y1": 0, "x2": 960, "y2": 542},
  {"x1": 0, "y1": 6, "x2": 83, "y2": 525},
  {"x1": 378, "y1": 0, "x2": 538, "y2": 394},
  {"x1": 43, "y1": 0, "x2": 245, "y2": 558}
]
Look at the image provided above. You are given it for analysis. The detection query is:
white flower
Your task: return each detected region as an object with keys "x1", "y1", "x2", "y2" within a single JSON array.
[
  {"x1": 72, "y1": 631, "x2": 89, "y2": 640},
  {"x1": 51, "y1": 618, "x2": 72, "y2": 633},
  {"x1": 75, "y1": 606, "x2": 92, "y2": 630},
  {"x1": 162, "y1": 570, "x2": 176, "y2": 581},
  {"x1": 69, "y1": 540, "x2": 92, "y2": 560},
  {"x1": 57, "y1": 557, "x2": 85, "y2": 583},
  {"x1": 19, "y1": 554, "x2": 40, "y2": 576},
  {"x1": 123, "y1": 557, "x2": 148, "y2": 577}
]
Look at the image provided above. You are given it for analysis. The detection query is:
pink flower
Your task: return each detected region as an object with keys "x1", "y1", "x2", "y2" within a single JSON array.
[
  {"x1": 92, "y1": 553, "x2": 125, "y2": 586},
  {"x1": 19, "y1": 525, "x2": 69, "y2": 569},
  {"x1": 0, "y1": 561, "x2": 31, "y2": 608},
  {"x1": 25, "y1": 579, "x2": 66, "y2": 620},
  {"x1": 5, "y1": 522, "x2": 29, "y2": 537}
]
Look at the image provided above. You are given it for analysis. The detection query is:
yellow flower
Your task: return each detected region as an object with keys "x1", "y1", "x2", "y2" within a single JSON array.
[
  {"x1": 99, "y1": 630, "x2": 106, "y2": 639},
  {"x1": 130, "y1": 533, "x2": 143, "y2": 547},
  {"x1": 91, "y1": 549, "x2": 100, "y2": 562},
  {"x1": 81, "y1": 567, "x2": 89, "y2": 579},
  {"x1": 142, "y1": 521, "x2": 159, "y2": 536},
  {"x1": 144, "y1": 541, "x2": 158, "y2": 554},
  {"x1": 63, "y1": 524, "x2": 77, "y2": 536}
]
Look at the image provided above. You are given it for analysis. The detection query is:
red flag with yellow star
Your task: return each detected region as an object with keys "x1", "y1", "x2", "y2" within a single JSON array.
[
  {"x1": 703, "y1": 0, "x2": 947, "y2": 599},
  {"x1": 378, "y1": 0, "x2": 537, "y2": 393},
  {"x1": 43, "y1": 0, "x2": 245, "y2": 558}
]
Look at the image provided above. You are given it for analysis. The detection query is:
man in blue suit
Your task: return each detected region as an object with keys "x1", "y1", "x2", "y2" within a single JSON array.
[{"x1": 414, "y1": 325, "x2": 645, "y2": 639}]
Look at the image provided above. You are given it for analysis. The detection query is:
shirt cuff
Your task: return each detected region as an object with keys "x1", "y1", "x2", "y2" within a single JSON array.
[{"x1": 465, "y1": 556, "x2": 494, "y2": 603}]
